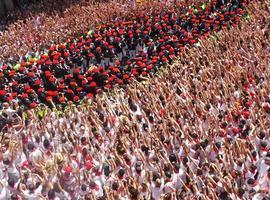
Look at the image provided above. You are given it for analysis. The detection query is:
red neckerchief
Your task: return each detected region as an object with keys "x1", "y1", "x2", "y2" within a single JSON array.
[
  {"x1": 95, "y1": 171, "x2": 102, "y2": 176},
  {"x1": 77, "y1": 145, "x2": 83, "y2": 153},
  {"x1": 23, "y1": 137, "x2": 29, "y2": 144},
  {"x1": 261, "y1": 147, "x2": 268, "y2": 152},
  {"x1": 243, "y1": 168, "x2": 247, "y2": 178},
  {"x1": 107, "y1": 131, "x2": 111, "y2": 137},
  {"x1": 252, "y1": 180, "x2": 258, "y2": 187},
  {"x1": 46, "y1": 149, "x2": 52, "y2": 156},
  {"x1": 249, "y1": 168, "x2": 256, "y2": 174},
  {"x1": 85, "y1": 154, "x2": 92, "y2": 161},
  {"x1": 126, "y1": 160, "x2": 131, "y2": 166},
  {"x1": 94, "y1": 184, "x2": 99, "y2": 191}
]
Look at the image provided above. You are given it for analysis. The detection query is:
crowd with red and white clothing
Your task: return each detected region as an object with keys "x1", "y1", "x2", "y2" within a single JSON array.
[
  {"x1": 0, "y1": 0, "x2": 248, "y2": 110},
  {"x1": 0, "y1": 1, "x2": 269, "y2": 199}
]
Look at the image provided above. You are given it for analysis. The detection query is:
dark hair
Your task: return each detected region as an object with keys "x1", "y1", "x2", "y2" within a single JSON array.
[
  {"x1": 169, "y1": 153, "x2": 177, "y2": 163},
  {"x1": 165, "y1": 171, "x2": 171, "y2": 179},
  {"x1": 259, "y1": 131, "x2": 266, "y2": 139},
  {"x1": 43, "y1": 139, "x2": 50, "y2": 149},
  {"x1": 251, "y1": 151, "x2": 257, "y2": 158},
  {"x1": 141, "y1": 145, "x2": 149, "y2": 156},
  {"x1": 118, "y1": 168, "x2": 125, "y2": 177},
  {"x1": 82, "y1": 147, "x2": 88, "y2": 156},
  {"x1": 27, "y1": 142, "x2": 35, "y2": 151},
  {"x1": 238, "y1": 188, "x2": 245, "y2": 197},
  {"x1": 81, "y1": 184, "x2": 87, "y2": 191},
  {"x1": 104, "y1": 165, "x2": 110, "y2": 177},
  {"x1": 174, "y1": 163, "x2": 180, "y2": 172},
  {"x1": 34, "y1": 135, "x2": 40, "y2": 143},
  {"x1": 3, "y1": 157, "x2": 10, "y2": 165},
  {"x1": 197, "y1": 168, "x2": 203, "y2": 176},
  {"x1": 149, "y1": 115, "x2": 154, "y2": 123},
  {"x1": 152, "y1": 172, "x2": 160, "y2": 181},
  {"x1": 128, "y1": 186, "x2": 138, "y2": 199},
  {"x1": 81, "y1": 137, "x2": 86, "y2": 144},
  {"x1": 10, "y1": 194, "x2": 19, "y2": 200},
  {"x1": 61, "y1": 136, "x2": 67, "y2": 143},
  {"x1": 182, "y1": 156, "x2": 188, "y2": 164},
  {"x1": 219, "y1": 191, "x2": 229, "y2": 200},
  {"x1": 8, "y1": 178, "x2": 15, "y2": 187},
  {"x1": 247, "y1": 178, "x2": 255, "y2": 185},
  {"x1": 48, "y1": 189, "x2": 55, "y2": 199},
  {"x1": 112, "y1": 181, "x2": 119, "y2": 191},
  {"x1": 215, "y1": 142, "x2": 221, "y2": 149},
  {"x1": 260, "y1": 141, "x2": 267, "y2": 148}
]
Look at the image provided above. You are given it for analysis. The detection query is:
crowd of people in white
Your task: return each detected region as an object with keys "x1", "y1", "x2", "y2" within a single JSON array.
[{"x1": 0, "y1": 0, "x2": 269, "y2": 200}]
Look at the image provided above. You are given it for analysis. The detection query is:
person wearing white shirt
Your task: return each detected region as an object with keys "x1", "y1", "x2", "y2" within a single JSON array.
[{"x1": 151, "y1": 178, "x2": 164, "y2": 200}]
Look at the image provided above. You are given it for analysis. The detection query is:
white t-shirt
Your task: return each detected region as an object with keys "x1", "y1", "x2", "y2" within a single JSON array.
[
  {"x1": 164, "y1": 181, "x2": 175, "y2": 194},
  {"x1": 21, "y1": 184, "x2": 43, "y2": 200},
  {"x1": 90, "y1": 181, "x2": 103, "y2": 198},
  {"x1": 55, "y1": 190, "x2": 71, "y2": 200},
  {"x1": 151, "y1": 180, "x2": 164, "y2": 200}
]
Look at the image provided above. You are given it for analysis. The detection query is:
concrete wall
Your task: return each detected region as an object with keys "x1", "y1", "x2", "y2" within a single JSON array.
[
  {"x1": 0, "y1": 0, "x2": 5, "y2": 17},
  {"x1": 0, "y1": 0, "x2": 15, "y2": 17},
  {"x1": 3, "y1": 0, "x2": 14, "y2": 11}
]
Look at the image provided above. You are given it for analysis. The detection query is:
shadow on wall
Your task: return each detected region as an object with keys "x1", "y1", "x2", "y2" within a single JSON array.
[{"x1": 0, "y1": 0, "x2": 14, "y2": 16}]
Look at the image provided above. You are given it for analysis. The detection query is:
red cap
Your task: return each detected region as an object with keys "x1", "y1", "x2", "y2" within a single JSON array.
[
  {"x1": 74, "y1": 68, "x2": 81, "y2": 74},
  {"x1": 35, "y1": 80, "x2": 42, "y2": 86},
  {"x1": 87, "y1": 93, "x2": 93, "y2": 99},
  {"x1": 90, "y1": 82, "x2": 97, "y2": 88},
  {"x1": 46, "y1": 96, "x2": 52, "y2": 102},
  {"x1": 28, "y1": 72, "x2": 35, "y2": 77},
  {"x1": 70, "y1": 81, "x2": 77, "y2": 87},
  {"x1": 142, "y1": 71, "x2": 148, "y2": 76},
  {"x1": 21, "y1": 93, "x2": 28, "y2": 99},
  {"x1": 59, "y1": 97, "x2": 66, "y2": 103},
  {"x1": 29, "y1": 102, "x2": 37, "y2": 108},
  {"x1": 73, "y1": 96, "x2": 79, "y2": 101},
  {"x1": 38, "y1": 88, "x2": 44, "y2": 93},
  {"x1": 123, "y1": 74, "x2": 129, "y2": 79}
]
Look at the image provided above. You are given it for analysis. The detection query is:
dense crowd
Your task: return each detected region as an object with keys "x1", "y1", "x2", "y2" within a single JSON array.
[
  {"x1": 0, "y1": 0, "x2": 158, "y2": 62},
  {"x1": 0, "y1": 0, "x2": 269, "y2": 199},
  {"x1": 0, "y1": 0, "x2": 249, "y2": 111}
]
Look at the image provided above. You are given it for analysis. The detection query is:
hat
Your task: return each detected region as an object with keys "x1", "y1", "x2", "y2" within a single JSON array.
[
  {"x1": 28, "y1": 72, "x2": 35, "y2": 77},
  {"x1": 123, "y1": 74, "x2": 129, "y2": 79},
  {"x1": 90, "y1": 82, "x2": 97, "y2": 88},
  {"x1": 74, "y1": 68, "x2": 81, "y2": 74},
  {"x1": 58, "y1": 96, "x2": 65, "y2": 103},
  {"x1": 45, "y1": 71, "x2": 51, "y2": 77},
  {"x1": 70, "y1": 81, "x2": 77, "y2": 87},
  {"x1": 37, "y1": 88, "x2": 44, "y2": 93},
  {"x1": 73, "y1": 96, "x2": 79, "y2": 102},
  {"x1": 46, "y1": 96, "x2": 53, "y2": 102},
  {"x1": 35, "y1": 80, "x2": 42, "y2": 86},
  {"x1": 87, "y1": 93, "x2": 93, "y2": 99},
  {"x1": 142, "y1": 71, "x2": 148, "y2": 76},
  {"x1": 0, "y1": 90, "x2": 7, "y2": 96},
  {"x1": 27, "y1": 142, "x2": 35, "y2": 151}
]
